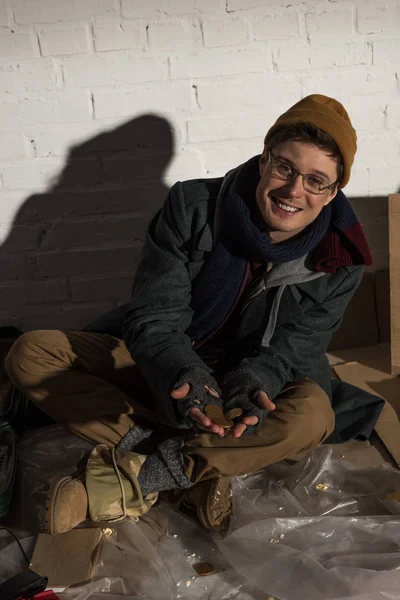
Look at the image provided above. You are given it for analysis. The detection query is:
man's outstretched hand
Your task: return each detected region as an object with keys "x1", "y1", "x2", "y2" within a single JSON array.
[
  {"x1": 171, "y1": 384, "x2": 275, "y2": 438},
  {"x1": 227, "y1": 391, "x2": 276, "y2": 438},
  {"x1": 171, "y1": 383, "x2": 226, "y2": 436}
]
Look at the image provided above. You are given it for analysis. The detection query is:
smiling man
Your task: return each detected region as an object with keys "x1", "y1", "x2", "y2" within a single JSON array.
[{"x1": 6, "y1": 94, "x2": 378, "y2": 534}]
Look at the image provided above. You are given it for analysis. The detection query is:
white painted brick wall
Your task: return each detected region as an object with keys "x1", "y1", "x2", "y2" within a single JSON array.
[
  {"x1": 170, "y1": 48, "x2": 273, "y2": 79},
  {"x1": 202, "y1": 15, "x2": 249, "y2": 47},
  {"x1": 161, "y1": 0, "x2": 226, "y2": 16},
  {"x1": 357, "y1": 4, "x2": 400, "y2": 35},
  {"x1": 93, "y1": 21, "x2": 145, "y2": 52},
  {"x1": 62, "y1": 53, "x2": 164, "y2": 88},
  {"x1": 373, "y1": 38, "x2": 400, "y2": 65},
  {"x1": 251, "y1": 12, "x2": 300, "y2": 41},
  {"x1": 195, "y1": 73, "x2": 301, "y2": 112},
  {"x1": 120, "y1": 0, "x2": 160, "y2": 20},
  {"x1": 0, "y1": 0, "x2": 398, "y2": 330},
  {"x1": 38, "y1": 27, "x2": 91, "y2": 56},
  {"x1": 386, "y1": 104, "x2": 400, "y2": 129},
  {"x1": 93, "y1": 81, "x2": 191, "y2": 118},
  {"x1": 148, "y1": 19, "x2": 202, "y2": 51},
  {"x1": 0, "y1": 133, "x2": 27, "y2": 159},
  {"x1": 70, "y1": 274, "x2": 132, "y2": 302},
  {"x1": 121, "y1": 0, "x2": 225, "y2": 19},
  {"x1": 1, "y1": 158, "x2": 64, "y2": 190},
  {"x1": 305, "y1": 10, "x2": 354, "y2": 38},
  {"x1": 0, "y1": 59, "x2": 61, "y2": 94},
  {"x1": 0, "y1": 32, "x2": 39, "y2": 59},
  {"x1": 0, "y1": 1, "x2": 9, "y2": 26},
  {"x1": 0, "y1": 92, "x2": 92, "y2": 128},
  {"x1": 13, "y1": 0, "x2": 116, "y2": 24}
]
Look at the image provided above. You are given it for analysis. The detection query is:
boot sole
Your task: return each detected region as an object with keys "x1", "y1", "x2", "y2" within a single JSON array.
[
  {"x1": 195, "y1": 477, "x2": 232, "y2": 531},
  {"x1": 45, "y1": 475, "x2": 73, "y2": 536}
]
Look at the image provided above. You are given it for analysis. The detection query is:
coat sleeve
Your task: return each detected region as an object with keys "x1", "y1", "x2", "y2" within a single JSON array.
[
  {"x1": 225, "y1": 266, "x2": 364, "y2": 400},
  {"x1": 122, "y1": 182, "x2": 212, "y2": 427}
]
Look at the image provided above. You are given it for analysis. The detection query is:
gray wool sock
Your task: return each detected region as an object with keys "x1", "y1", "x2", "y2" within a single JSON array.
[
  {"x1": 138, "y1": 452, "x2": 178, "y2": 497},
  {"x1": 116, "y1": 423, "x2": 154, "y2": 452},
  {"x1": 137, "y1": 438, "x2": 194, "y2": 497}
]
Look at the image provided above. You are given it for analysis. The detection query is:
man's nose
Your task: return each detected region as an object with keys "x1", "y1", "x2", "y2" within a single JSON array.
[{"x1": 285, "y1": 174, "x2": 304, "y2": 197}]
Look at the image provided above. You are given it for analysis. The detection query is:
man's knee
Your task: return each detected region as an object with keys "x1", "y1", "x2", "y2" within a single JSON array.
[
  {"x1": 278, "y1": 379, "x2": 335, "y2": 446},
  {"x1": 5, "y1": 330, "x2": 54, "y2": 389}
]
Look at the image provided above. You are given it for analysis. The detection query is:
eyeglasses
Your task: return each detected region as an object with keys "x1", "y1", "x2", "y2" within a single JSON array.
[{"x1": 267, "y1": 151, "x2": 338, "y2": 195}]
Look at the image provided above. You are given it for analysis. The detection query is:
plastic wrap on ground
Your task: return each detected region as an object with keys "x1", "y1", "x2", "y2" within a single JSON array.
[{"x1": 1, "y1": 425, "x2": 400, "y2": 599}]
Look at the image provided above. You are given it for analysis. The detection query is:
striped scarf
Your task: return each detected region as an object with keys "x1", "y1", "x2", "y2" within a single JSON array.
[{"x1": 187, "y1": 155, "x2": 372, "y2": 343}]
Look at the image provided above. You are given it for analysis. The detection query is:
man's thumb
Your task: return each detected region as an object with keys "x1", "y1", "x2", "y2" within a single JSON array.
[
  {"x1": 257, "y1": 390, "x2": 276, "y2": 411},
  {"x1": 171, "y1": 383, "x2": 190, "y2": 399}
]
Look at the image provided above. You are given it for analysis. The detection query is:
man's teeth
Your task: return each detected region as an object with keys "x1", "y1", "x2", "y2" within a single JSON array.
[{"x1": 276, "y1": 200, "x2": 300, "y2": 213}]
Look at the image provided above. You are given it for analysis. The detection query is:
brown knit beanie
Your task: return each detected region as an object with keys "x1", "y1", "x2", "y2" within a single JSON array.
[{"x1": 264, "y1": 94, "x2": 357, "y2": 188}]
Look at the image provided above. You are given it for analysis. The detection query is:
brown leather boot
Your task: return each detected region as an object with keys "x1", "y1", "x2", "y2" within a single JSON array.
[
  {"x1": 45, "y1": 474, "x2": 89, "y2": 535},
  {"x1": 182, "y1": 476, "x2": 232, "y2": 531}
]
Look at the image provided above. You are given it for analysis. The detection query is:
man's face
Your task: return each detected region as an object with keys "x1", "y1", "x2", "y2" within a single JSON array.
[{"x1": 256, "y1": 140, "x2": 339, "y2": 243}]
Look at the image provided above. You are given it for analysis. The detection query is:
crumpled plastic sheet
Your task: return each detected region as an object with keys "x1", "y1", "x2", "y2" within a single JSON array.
[{"x1": 2, "y1": 425, "x2": 400, "y2": 600}]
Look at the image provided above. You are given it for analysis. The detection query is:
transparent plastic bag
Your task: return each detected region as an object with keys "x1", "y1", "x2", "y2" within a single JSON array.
[
  {"x1": 3, "y1": 427, "x2": 400, "y2": 599},
  {"x1": 4, "y1": 426, "x2": 92, "y2": 537},
  {"x1": 217, "y1": 446, "x2": 400, "y2": 600}
]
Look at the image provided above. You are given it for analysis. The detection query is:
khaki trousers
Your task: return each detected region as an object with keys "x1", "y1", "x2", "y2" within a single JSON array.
[{"x1": 6, "y1": 330, "x2": 335, "y2": 483}]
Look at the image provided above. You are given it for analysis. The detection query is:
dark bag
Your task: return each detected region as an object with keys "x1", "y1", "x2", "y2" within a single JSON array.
[{"x1": 0, "y1": 327, "x2": 26, "y2": 518}]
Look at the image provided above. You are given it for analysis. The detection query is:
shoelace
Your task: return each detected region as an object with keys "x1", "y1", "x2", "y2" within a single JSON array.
[{"x1": 109, "y1": 448, "x2": 139, "y2": 523}]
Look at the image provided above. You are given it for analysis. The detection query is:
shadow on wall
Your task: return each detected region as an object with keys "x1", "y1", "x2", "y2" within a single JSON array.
[
  {"x1": 0, "y1": 112, "x2": 394, "y2": 335},
  {"x1": 0, "y1": 114, "x2": 174, "y2": 332}
]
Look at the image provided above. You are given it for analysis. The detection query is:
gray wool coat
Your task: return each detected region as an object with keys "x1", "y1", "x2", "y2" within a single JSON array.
[{"x1": 86, "y1": 174, "x2": 385, "y2": 440}]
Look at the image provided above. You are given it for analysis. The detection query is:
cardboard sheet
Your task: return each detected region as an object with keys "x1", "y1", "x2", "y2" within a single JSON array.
[
  {"x1": 30, "y1": 528, "x2": 104, "y2": 588},
  {"x1": 328, "y1": 272, "x2": 379, "y2": 351},
  {"x1": 375, "y1": 269, "x2": 391, "y2": 343},
  {"x1": 389, "y1": 193, "x2": 400, "y2": 374},
  {"x1": 327, "y1": 342, "x2": 391, "y2": 373},
  {"x1": 333, "y1": 360, "x2": 400, "y2": 468},
  {"x1": 333, "y1": 360, "x2": 400, "y2": 412}
]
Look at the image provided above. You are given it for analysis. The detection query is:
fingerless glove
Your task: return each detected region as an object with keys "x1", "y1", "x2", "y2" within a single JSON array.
[
  {"x1": 173, "y1": 365, "x2": 223, "y2": 428},
  {"x1": 221, "y1": 370, "x2": 269, "y2": 435}
]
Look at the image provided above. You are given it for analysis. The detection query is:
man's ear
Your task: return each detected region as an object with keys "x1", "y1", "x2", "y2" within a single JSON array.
[{"x1": 323, "y1": 185, "x2": 339, "y2": 207}]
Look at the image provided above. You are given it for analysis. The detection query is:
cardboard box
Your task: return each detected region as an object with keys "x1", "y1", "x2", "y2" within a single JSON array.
[
  {"x1": 326, "y1": 250, "x2": 400, "y2": 469},
  {"x1": 389, "y1": 193, "x2": 400, "y2": 374}
]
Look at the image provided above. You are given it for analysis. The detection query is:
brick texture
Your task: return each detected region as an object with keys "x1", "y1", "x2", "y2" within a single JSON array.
[
  {"x1": 357, "y1": 5, "x2": 400, "y2": 34},
  {"x1": 121, "y1": 0, "x2": 225, "y2": 19},
  {"x1": 0, "y1": 134, "x2": 27, "y2": 160},
  {"x1": 202, "y1": 16, "x2": 249, "y2": 47},
  {"x1": 37, "y1": 245, "x2": 141, "y2": 278},
  {"x1": 251, "y1": 13, "x2": 299, "y2": 41},
  {"x1": 62, "y1": 54, "x2": 164, "y2": 88},
  {"x1": 148, "y1": 19, "x2": 202, "y2": 51},
  {"x1": 0, "y1": 1, "x2": 9, "y2": 26},
  {"x1": 39, "y1": 28, "x2": 91, "y2": 56},
  {"x1": 93, "y1": 81, "x2": 191, "y2": 118},
  {"x1": 70, "y1": 273, "x2": 132, "y2": 302},
  {"x1": 121, "y1": 0, "x2": 159, "y2": 19},
  {"x1": 0, "y1": 59, "x2": 60, "y2": 94},
  {"x1": 0, "y1": 279, "x2": 68, "y2": 310},
  {"x1": 2, "y1": 158, "x2": 65, "y2": 190},
  {"x1": 305, "y1": 10, "x2": 354, "y2": 37},
  {"x1": 0, "y1": 0, "x2": 398, "y2": 328},
  {"x1": 13, "y1": 0, "x2": 116, "y2": 24},
  {"x1": 0, "y1": 92, "x2": 92, "y2": 128},
  {"x1": 0, "y1": 32, "x2": 39, "y2": 59},
  {"x1": 93, "y1": 22, "x2": 146, "y2": 52},
  {"x1": 170, "y1": 48, "x2": 272, "y2": 79}
]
